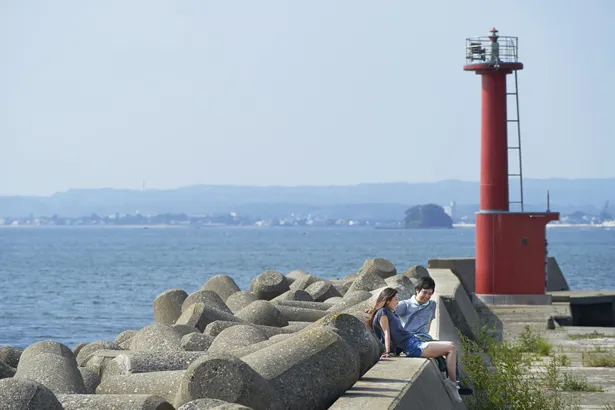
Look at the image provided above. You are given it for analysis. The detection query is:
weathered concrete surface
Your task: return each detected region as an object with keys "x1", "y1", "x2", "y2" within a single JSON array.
[
  {"x1": 304, "y1": 280, "x2": 341, "y2": 302},
  {"x1": 0, "y1": 345, "x2": 23, "y2": 369},
  {"x1": 242, "y1": 326, "x2": 359, "y2": 410},
  {"x1": 96, "y1": 370, "x2": 185, "y2": 404},
  {"x1": 549, "y1": 290, "x2": 615, "y2": 303},
  {"x1": 104, "y1": 351, "x2": 208, "y2": 376},
  {"x1": 182, "y1": 290, "x2": 232, "y2": 314},
  {"x1": 402, "y1": 265, "x2": 429, "y2": 281},
  {"x1": 173, "y1": 324, "x2": 202, "y2": 337},
  {"x1": 79, "y1": 366, "x2": 101, "y2": 393},
  {"x1": 175, "y1": 353, "x2": 280, "y2": 409},
  {"x1": 270, "y1": 289, "x2": 313, "y2": 302},
  {"x1": 0, "y1": 360, "x2": 16, "y2": 379},
  {"x1": 285, "y1": 269, "x2": 310, "y2": 283},
  {"x1": 275, "y1": 305, "x2": 328, "y2": 322},
  {"x1": 72, "y1": 342, "x2": 88, "y2": 357},
  {"x1": 175, "y1": 303, "x2": 241, "y2": 332},
  {"x1": 329, "y1": 279, "x2": 353, "y2": 297},
  {"x1": 225, "y1": 291, "x2": 259, "y2": 314},
  {"x1": 427, "y1": 258, "x2": 476, "y2": 294},
  {"x1": 18, "y1": 341, "x2": 77, "y2": 365},
  {"x1": 478, "y1": 302, "x2": 615, "y2": 409},
  {"x1": 288, "y1": 274, "x2": 321, "y2": 291},
  {"x1": 428, "y1": 268, "x2": 480, "y2": 340},
  {"x1": 324, "y1": 296, "x2": 344, "y2": 304},
  {"x1": 207, "y1": 325, "x2": 269, "y2": 354},
  {"x1": 114, "y1": 330, "x2": 137, "y2": 347},
  {"x1": 201, "y1": 274, "x2": 241, "y2": 302},
  {"x1": 204, "y1": 320, "x2": 297, "y2": 339},
  {"x1": 385, "y1": 274, "x2": 413, "y2": 290},
  {"x1": 427, "y1": 294, "x2": 463, "y2": 360},
  {"x1": 229, "y1": 335, "x2": 289, "y2": 359},
  {"x1": 130, "y1": 323, "x2": 184, "y2": 352},
  {"x1": 57, "y1": 394, "x2": 175, "y2": 410},
  {"x1": 315, "y1": 313, "x2": 381, "y2": 376},
  {"x1": 326, "y1": 290, "x2": 372, "y2": 314},
  {"x1": 273, "y1": 299, "x2": 333, "y2": 311},
  {"x1": 0, "y1": 378, "x2": 64, "y2": 410},
  {"x1": 359, "y1": 258, "x2": 397, "y2": 279},
  {"x1": 83, "y1": 349, "x2": 125, "y2": 376},
  {"x1": 234, "y1": 300, "x2": 288, "y2": 327},
  {"x1": 329, "y1": 357, "x2": 466, "y2": 410},
  {"x1": 428, "y1": 256, "x2": 570, "y2": 294},
  {"x1": 16, "y1": 349, "x2": 86, "y2": 394},
  {"x1": 181, "y1": 332, "x2": 214, "y2": 351},
  {"x1": 346, "y1": 272, "x2": 387, "y2": 294},
  {"x1": 249, "y1": 270, "x2": 290, "y2": 300},
  {"x1": 76, "y1": 341, "x2": 119, "y2": 366},
  {"x1": 154, "y1": 289, "x2": 188, "y2": 325},
  {"x1": 546, "y1": 257, "x2": 570, "y2": 291},
  {"x1": 177, "y1": 398, "x2": 254, "y2": 409}
]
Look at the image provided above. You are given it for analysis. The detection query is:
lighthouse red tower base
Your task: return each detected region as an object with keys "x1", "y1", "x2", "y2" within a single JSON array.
[
  {"x1": 465, "y1": 29, "x2": 559, "y2": 305},
  {"x1": 475, "y1": 212, "x2": 558, "y2": 304}
]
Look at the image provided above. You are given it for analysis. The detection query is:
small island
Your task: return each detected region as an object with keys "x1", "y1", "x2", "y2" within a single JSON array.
[{"x1": 404, "y1": 204, "x2": 453, "y2": 229}]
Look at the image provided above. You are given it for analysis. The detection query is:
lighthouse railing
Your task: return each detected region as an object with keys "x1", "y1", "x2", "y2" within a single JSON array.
[{"x1": 465, "y1": 36, "x2": 519, "y2": 65}]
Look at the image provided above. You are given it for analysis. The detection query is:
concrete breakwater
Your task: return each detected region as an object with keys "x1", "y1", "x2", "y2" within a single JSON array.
[{"x1": 0, "y1": 258, "x2": 435, "y2": 410}]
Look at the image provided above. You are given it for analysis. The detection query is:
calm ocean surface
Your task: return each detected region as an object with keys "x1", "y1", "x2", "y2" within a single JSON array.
[{"x1": 1, "y1": 226, "x2": 614, "y2": 349}]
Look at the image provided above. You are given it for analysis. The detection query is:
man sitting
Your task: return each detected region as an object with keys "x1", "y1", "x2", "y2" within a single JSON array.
[{"x1": 395, "y1": 276, "x2": 473, "y2": 396}]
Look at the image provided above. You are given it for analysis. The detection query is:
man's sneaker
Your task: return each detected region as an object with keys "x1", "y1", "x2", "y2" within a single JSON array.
[
  {"x1": 458, "y1": 383, "x2": 474, "y2": 395},
  {"x1": 443, "y1": 379, "x2": 462, "y2": 403}
]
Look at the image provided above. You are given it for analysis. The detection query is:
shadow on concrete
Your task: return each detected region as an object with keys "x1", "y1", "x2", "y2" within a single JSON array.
[
  {"x1": 470, "y1": 298, "x2": 504, "y2": 342},
  {"x1": 341, "y1": 391, "x2": 396, "y2": 398},
  {"x1": 359, "y1": 377, "x2": 412, "y2": 384},
  {"x1": 350, "y1": 386, "x2": 405, "y2": 392},
  {"x1": 570, "y1": 295, "x2": 615, "y2": 327}
]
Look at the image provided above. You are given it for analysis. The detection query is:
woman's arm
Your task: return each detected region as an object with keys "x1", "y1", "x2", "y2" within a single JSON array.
[{"x1": 378, "y1": 314, "x2": 392, "y2": 358}]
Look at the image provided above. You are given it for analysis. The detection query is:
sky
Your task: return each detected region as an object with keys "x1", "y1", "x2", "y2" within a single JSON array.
[{"x1": 1, "y1": 0, "x2": 613, "y2": 196}]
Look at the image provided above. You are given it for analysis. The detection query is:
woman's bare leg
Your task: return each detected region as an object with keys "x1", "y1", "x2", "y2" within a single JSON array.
[{"x1": 421, "y1": 341, "x2": 457, "y2": 383}]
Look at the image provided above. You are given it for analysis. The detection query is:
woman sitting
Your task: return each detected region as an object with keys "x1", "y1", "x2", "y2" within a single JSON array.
[{"x1": 367, "y1": 287, "x2": 462, "y2": 403}]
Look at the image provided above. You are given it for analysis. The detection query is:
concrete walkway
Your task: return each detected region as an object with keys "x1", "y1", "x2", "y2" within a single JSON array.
[{"x1": 477, "y1": 303, "x2": 615, "y2": 409}]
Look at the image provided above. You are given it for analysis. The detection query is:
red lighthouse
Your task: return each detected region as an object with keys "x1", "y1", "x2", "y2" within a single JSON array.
[{"x1": 464, "y1": 28, "x2": 559, "y2": 304}]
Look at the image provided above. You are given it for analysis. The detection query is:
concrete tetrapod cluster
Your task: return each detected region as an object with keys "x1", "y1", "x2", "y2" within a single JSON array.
[{"x1": 0, "y1": 258, "x2": 425, "y2": 410}]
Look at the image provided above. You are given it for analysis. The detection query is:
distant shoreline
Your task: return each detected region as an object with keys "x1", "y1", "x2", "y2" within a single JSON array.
[{"x1": 0, "y1": 224, "x2": 185, "y2": 229}]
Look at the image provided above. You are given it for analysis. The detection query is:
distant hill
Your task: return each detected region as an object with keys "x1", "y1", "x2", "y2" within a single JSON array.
[{"x1": 0, "y1": 179, "x2": 613, "y2": 218}]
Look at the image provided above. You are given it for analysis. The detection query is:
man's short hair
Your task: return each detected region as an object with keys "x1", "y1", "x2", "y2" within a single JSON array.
[{"x1": 415, "y1": 276, "x2": 436, "y2": 292}]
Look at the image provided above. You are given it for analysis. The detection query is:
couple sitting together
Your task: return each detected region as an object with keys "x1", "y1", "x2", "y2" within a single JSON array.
[{"x1": 367, "y1": 276, "x2": 473, "y2": 403}]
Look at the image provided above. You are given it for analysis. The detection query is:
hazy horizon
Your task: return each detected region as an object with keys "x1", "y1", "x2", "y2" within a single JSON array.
[
  {"x1": 4, "y1": 177, "x2": 615, "y2": 199},
  {"x1": 2, "y1": 1, "x2": 614, "y2": 196},
  {"x1": 0, "y1": 177, "x2": 615, "y2": 205}
]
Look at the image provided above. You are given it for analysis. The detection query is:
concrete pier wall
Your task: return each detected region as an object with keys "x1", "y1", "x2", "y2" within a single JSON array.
[
  {"x1": 428, "y1": 256, "x2": 569, "y2": 293},
  {"x1": 330, "y1": 268, "x2": 470, "y2": 410}
]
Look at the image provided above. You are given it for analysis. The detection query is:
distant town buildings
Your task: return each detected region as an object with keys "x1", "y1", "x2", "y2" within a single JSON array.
[
  {"x1": 0, "y1": 212, "x2": 379, "y2": 228},
  {"x1": 443, "y1": 201, "x2": 457, "y2": 221},
  {"x1": 0, "y1": 200, "x2": 612, "y2": 228}
]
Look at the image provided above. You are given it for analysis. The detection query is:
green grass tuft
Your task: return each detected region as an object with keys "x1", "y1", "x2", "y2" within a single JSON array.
[
  {"x1": 517, "y1": 325, "x2": 552, "y2": 356},
  {"x1": 582, "y1": 349, "x2": 615, "y2": 368},
  {"x1": 560, "y1": 372, "x2": 603, "y2": 392},
  {"x1": 569, "y1": 331, "x2": 615, "y2": 340},
  {"x1": 458, "y1": 324, "x2": 580, "y2": 410}
]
